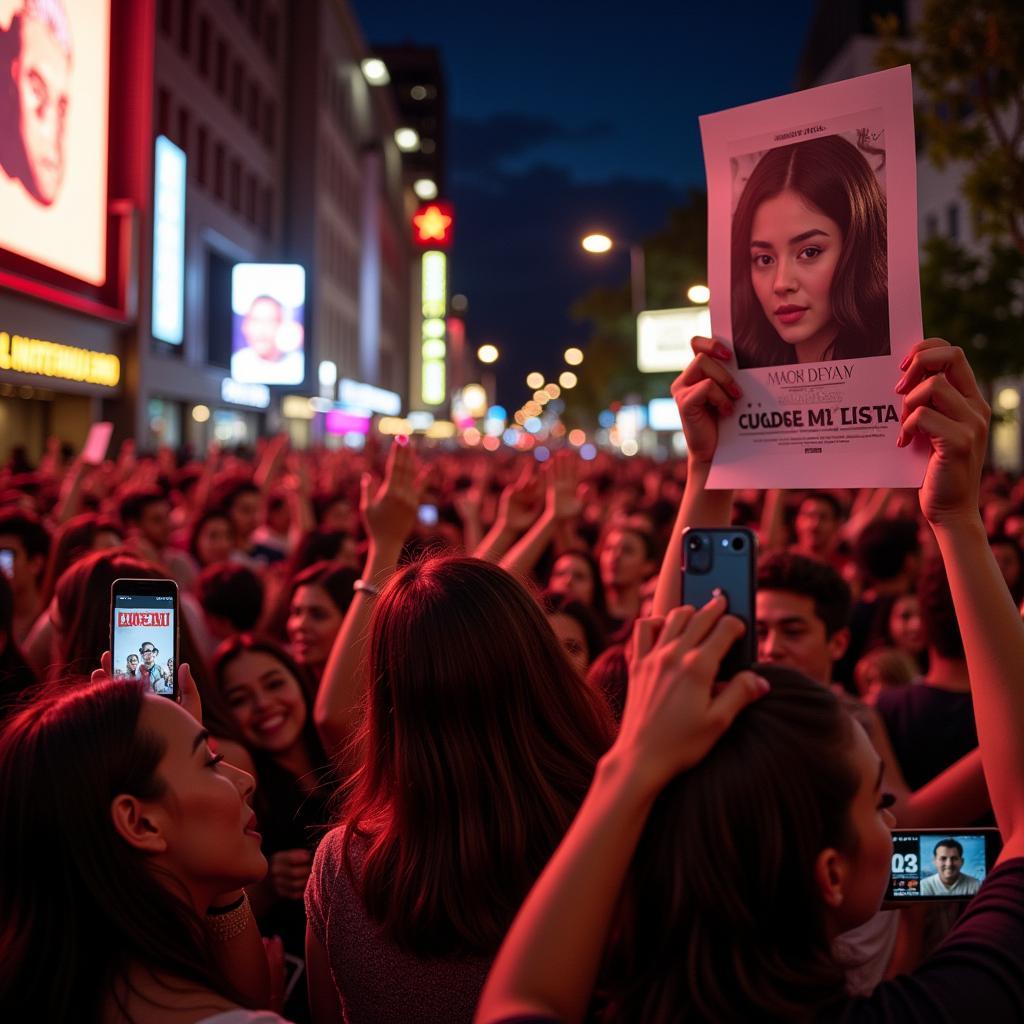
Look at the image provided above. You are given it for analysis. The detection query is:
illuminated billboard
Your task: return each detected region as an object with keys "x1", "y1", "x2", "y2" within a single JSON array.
[
  {"x1": 636, "y1": 307, "x2": 712, "y2": 373},
  {"x1": 151, "y1": 136, "x2": 186, "y2": 344},
  {"x1": 0, "y1": 0, "x2": 111, "y2": 285},
  {"x1": 230, "y1": 263, "x2": 305, "y2": 386}
]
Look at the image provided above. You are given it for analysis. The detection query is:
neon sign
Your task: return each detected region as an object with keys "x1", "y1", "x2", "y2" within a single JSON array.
[
  {"x1": 412, "y1": 203, "x2": 453, "y2": 248},
  {"x1": 420, "y1": 250, "x2": 447, "y2": 406},
  {"x1": 0, "y1": 331, "x2": 120, "y2": 387}
]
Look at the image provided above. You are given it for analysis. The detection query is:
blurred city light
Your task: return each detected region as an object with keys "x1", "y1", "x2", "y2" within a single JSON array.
[
  {"x1": 526, "y1": 371, "x2": 544, "y2": 390},
  {"x1": 580, "y1": 443, "x2": 597, "y2": 461},
  {"x1": 534, "y1": 446, "x2": 551, "y2": 462},
  {"x1": 559, "y1": 371, "x2": 578, "y2": 389},
  {"x1": 192, "y1": 404, "x2": 210, "y2": 423},
  {"x1": 568, "y1": 428, "x2": 586, "y2": 447},
  {"x1": 534, "y1": 390, "x2": 549, "y2": 405},
  {"x1": 996, "y1": 387, "x2": 1021, "y2": 411},
  {"x1": 461, "y1": 383, "x2": 488, "y2": 417},
  {"x1": 360, "y1": 58, "x2": 390, "y2": 85},
  {"x1": 544, "y1": 382, "x2": 560, "y2": 399},
  {"x1": 621, "y1": 439, "x2": 639, "y2": 457},
  {"x1": 477, "y1": 343, "x2": 499, "y2": 364},
  {"x1": 503, "y1": 428, "x2": 520, "y2": 445},
  {"x1": 524, "y1": 416, "x2": 542, "y2": 433},
  {"x1": 581, "y1": 233, "x2": 613, "y2": 254},
  {"x1": 687, "y1": 284, "x2": 711, "y2": 304},
  {"x1": 564, "y1": 347, "x2": 584, "y2": 366},
  {"x1": 394, "y1": 127, "x2": 420, "y2": 151},
  {"x1": 318, "y1": 360, "x2": 338, "y2": 388},
  {"x1": 598, "y1": 409, "x2": 615, "y2": 428},
  {"x1": 482, "y1": 435, "x2": 501, "y2": 451},
  {"x1": 413, "y1": 178, "x2": 439, "y2": 200}
]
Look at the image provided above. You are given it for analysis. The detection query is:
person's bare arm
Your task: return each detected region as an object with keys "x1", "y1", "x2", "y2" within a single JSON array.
[
  {"x1": 901, "y1": 748, "x2": 988, "y2": 828},
  {"x1": 898, "y1": 339, "x2": 1024, "y2": 861},
  {"x1": 306, "y1": 925, "x2": 343, "y2": 1024},
  {"x1": 475, "y1": 464, "x2": 542, "y2": 563},
  {"x1": 839, "y1": 487, "x2": 892, "y2": 543},
  {"x1": 313, "y1": 443, "x2": 422, "y2": 758},
  {"x1": 758, "y1": 489, "x2": 787, "y2": 553},
  {"x1": 652, "y1": 336, "x2": 738, "y2": 618}
]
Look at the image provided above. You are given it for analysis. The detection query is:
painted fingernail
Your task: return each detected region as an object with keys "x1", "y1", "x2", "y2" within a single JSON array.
[
  {"x1": 713, "y1": 343, "x2": 732, "y2": 360},
  {"x1": 896, "y1": 430, "x2": 906, "y2": 448},
  {"x1": 894, "y1": 376, "x2": 908, "y2": 394},
  {"x1": 727, "y1": 382, "x2": 743, "y2": 399},
  {"x1": 899, "y1": 354, "x2": 911, "y2": 371}
]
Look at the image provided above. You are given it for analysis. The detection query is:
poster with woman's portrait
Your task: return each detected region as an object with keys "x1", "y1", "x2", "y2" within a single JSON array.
[{"x1": 699, "y1": 66, "x2": 928, "y2": 489}]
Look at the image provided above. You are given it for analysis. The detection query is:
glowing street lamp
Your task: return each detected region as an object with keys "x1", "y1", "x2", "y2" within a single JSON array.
[
  {"x1": 564, "y1": 347, "x2": 584, "y2": 366},
  {"x1": 394, "y1": 127, "x2": 420, "y2": 152},
  {"x1": 580, "y1": 233, "x2": 645, "y2": 313},
  {"x1": 559, "y1": 370, "x2": 578, "y2": 389},
  {"x1": 477, "y1": 344, "x2": 499, "y2": 364},
  {"x1": 526, "y1": 371, "x2": 545, "y2": 390},
  {"x1": 687, "y1": 284, "x2": 711, "y2": 304},
  {"x1": 360, "y1": 58, "x2": 390, "y2": 85},
  {"x1": 413, "y1": 178, "x2": 439, "y2": 201},
  {"x1": 581, "y1": 233, "x2": 613, "y2": 254}
]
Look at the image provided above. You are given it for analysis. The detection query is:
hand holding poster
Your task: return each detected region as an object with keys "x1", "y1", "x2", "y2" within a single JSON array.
[{"x1": 699, "y1": 66, "x2": 928, "y2": 489}]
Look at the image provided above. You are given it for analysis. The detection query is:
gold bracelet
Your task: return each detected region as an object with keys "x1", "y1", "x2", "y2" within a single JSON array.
[{"x1": 205, "y1": 891, "x2": 252, "y2": 942}]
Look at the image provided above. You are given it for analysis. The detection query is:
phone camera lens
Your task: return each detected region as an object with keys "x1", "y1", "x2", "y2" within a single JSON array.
[
  {"x1": 688, "y1": 537, "x2": 701, "y2": 551},
  {"x1": 732, "y1": 536, "x2": 745, "y2": 551}
]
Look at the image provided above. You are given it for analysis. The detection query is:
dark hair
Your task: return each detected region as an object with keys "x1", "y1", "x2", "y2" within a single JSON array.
[
  {"x1": 799, "y1": 491, "x2": 844, "y2": 521},
  {"x1": 603, "y1": 524, "x2": 659, "y2": 566},
  {"x1": 0, "y1": 572, "x2": 35, "y2": 720},
  {"x1": 197, "y1": 564, "x2": 264, "y2": 632},
  {"x1": 550, "y1": 549, "x2": 607, "y2": 617},
  {"x1": 600, "y1": 665, "x2": 860, "y2": 1021},
  {"x1": 988, "y1": 533, "x2": 1024, "y2": 603},
  {"x1": 586, "y1": 643, "x2": 628, "y2": 725},
  {"x1": 758, "y1": 552, "x2": 852, "y2": 637},
  {"x1": 289, "y1": 560, "x2": 358, "y2": 618},
  {"x1": 289, "y1": 528, "x2": 356, "y2": 575},
  {"x1": 933, "y1": 838, "x2": 964, "y2": 858},
  {"x1": 854, "y1": 518, "x2": 920, "y2": 584},
  {"x1": 187, "y1": 509, "x2": 232, "y2": 566},
  {"x1": 342, "y1": 556, "x2": 614, "y2": 956},
  {"x1": 119, "y1": 487, "x2": 167, "y2": 527},
  {"x1": 731, "y1": 134, "x2": 889, "y2": 368},
  {"x1": 543, "y1": 590, "x2": 607, "y2": 667},
  {"x1": 210, "y1": 476, "x2": 261, "y2": 516},
  {"x1": 40, "y1": 512, "x2": 122, "y2": 606},
  {"x1": 917, "y1": 557, "x2": 964, "y2": 660},
  {"x1": 0, "y1": 677, "x2": 242, "y2": 1020},
  {"x1": 0, "y1": 509, "x2": 51, "y2": 578}
]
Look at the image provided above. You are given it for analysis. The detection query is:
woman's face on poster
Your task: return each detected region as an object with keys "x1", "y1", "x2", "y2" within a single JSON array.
[{"x1": 749, "y1": 189, "x2": 843, "y2": 358}]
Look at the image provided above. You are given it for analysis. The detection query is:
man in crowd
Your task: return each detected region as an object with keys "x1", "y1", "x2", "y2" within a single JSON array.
[{"x1": 120, "y1": 488, "x2": 196, "y2": 589}]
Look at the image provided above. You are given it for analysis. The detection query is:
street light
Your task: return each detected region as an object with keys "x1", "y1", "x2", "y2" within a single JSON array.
[
  {"x1": 559, "y1": 371, "x2": 578, "y2": 389},
  {"x1": 394, "y1": 127, "x2": 420, "y2": 152},
  {"x1": 564, "y1": 347, "x2": 584, "y2": 366},
  {"x1": 414, "y1": 178, "x2": 439, "y2": 201},
  {"x1": 526, "y1": 371, "x2": 545, "y2": 390},
  {"x1": 360, "y1": 58, "x2": 390, "y2": 85},
  {"x1": 579, "y1": 233, "x2": 645, "y2": 314},
  {"x1": 477, "y1": 344, "x2": 499, "y2": 364},
  {"x1": 687, "y1": 284, "x2": 710, "y2": 304}
]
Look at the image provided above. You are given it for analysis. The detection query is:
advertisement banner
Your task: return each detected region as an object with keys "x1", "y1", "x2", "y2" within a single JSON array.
[
  {"x1": 0, "y1": 0, "x2": 111, "y2": 285},
  {"x1": 699, "y1": 66, "x2": 927, "y2": 489},
  {"x1": 230, "y1": 263, "x2": 306, "y2": 386}
]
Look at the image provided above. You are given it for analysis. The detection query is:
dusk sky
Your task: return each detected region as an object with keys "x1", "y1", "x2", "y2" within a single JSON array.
[{"x1": 353, "y1": 0, "x2": 818, "y2": 403}]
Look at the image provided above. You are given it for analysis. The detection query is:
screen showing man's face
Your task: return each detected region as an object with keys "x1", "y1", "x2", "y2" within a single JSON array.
[
  {"x1": 140, "y1": 645, "x2": 158, "y2": 666},
  {"x1": 242, "y1": 298, "x2": 284, "y2": 359},
  {"x1": 12, "y1": 13, "x2": 70, "y2": 205},
  {"x1": 934, "y1": 845, "x2": 964, "y2": 887}
]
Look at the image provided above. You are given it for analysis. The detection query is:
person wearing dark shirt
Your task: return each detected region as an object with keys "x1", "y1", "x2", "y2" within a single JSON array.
[{"x1": 875, "y1": 558, "x2": 976, "y2": 790}]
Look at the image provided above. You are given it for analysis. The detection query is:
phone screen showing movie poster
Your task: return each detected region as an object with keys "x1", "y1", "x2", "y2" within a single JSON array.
[
  {"x1": 230, "y1": 263, "x2": 306, "y2": 386},
  {"x1": 888, "y1": 833, "x2": 990, "y2": 900},
  {"x1": 112, "y1": 591, "x2": 176, "y2": 696},
  {"x1": 0, "y1": 0, "x2": 111, "y2": 284}
]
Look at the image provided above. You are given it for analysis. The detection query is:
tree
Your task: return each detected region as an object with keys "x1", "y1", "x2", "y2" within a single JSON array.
[{"x1": 566, "y1": 189, "x2": 707, "y2": 422}]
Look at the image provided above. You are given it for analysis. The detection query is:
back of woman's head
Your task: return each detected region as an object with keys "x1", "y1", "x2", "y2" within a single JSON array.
[
  {"x1": 0, "y1": 678, "x2": 227, "y2": 1019},
  {"x1": 55, "y1": 548, "x2": 160, "y2": 677},
  {"x1": 345, "y1": 555, "x2": 614, "y2": 956},
  {"x1": 603, "y1": 665, "x2": 859, "y2": 1022},
  {"x1": 731, "y1": 134, "x2": 889, "y2": 368}
]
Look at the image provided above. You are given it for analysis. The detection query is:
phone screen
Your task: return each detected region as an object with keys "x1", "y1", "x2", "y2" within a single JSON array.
[
  {"x1": 885, "y1": 829, "x2": 1001, "y2": 901},
  {"x1": 82, "y1": 421, "x2": 114, "y2": 465},
  {"x1": 0, "y1": 548, "x2": 14, "y2": 580},
  {"x1": 111, "y1": 580, "x2": 179, "y2": 698}
]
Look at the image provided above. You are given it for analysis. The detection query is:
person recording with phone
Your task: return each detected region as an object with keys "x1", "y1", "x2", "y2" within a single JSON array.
[{"x1": 920, "y1": 839, "x2": 981, "y2": 897}]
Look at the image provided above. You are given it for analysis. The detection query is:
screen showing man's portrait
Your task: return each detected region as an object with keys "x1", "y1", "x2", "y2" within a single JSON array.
[
  {"x1": 729, "y1": 113, "x2": 890, "y2": 370},
  {"x1": 0, "y1": 0, "x2": 110, "y2": 284},
  {"x1": 230, "y1": 263, "x2": 306, "y2": 387}
]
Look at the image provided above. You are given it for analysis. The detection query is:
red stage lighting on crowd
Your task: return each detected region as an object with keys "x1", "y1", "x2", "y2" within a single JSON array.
[{"x1": 412, "y1": 203, "x2": 454, "y2": 247}]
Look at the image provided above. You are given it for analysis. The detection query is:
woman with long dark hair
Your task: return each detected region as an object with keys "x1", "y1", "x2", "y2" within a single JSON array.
[
  {"x1": 284, "y1": 561, "x2": 358, "y2": 686},
  {"x1": 213, "y1": 634, "x2": 334, "y2": 1022},
  {"x1": 305, "y1": 552, "x2": 614, "y2": 1023},
  {"x1": 0, "y1": 670, "x2": 286, "y2": 1022},
  {"x1": 478, "y1": 342, "x2": 1024, "y2": 1022},
  {"x1": 731, "y1": 133, "x2": 889, "y2": 368}
]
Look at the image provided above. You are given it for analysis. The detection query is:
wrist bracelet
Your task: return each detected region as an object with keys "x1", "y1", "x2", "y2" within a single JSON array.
[
  {"x1": 353, "y1": 579, "x2": 380, "y2": 598},
  {"x1": 205, "y1": 891, "x2": 251, "y2": 942}
]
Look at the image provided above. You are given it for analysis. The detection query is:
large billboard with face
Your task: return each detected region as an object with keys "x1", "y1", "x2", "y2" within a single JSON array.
[
  {"x1": 230, "y1": 263, "x2": 306, "y2": 386},
  {"x1": 0, "y1": 0, "x2": 110, "y2": 285}
]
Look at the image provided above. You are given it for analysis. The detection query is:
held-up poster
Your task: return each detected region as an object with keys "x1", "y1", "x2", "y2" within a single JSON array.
[{"x1": 699, "y1": 66, "x2": 928, "y2": 489}]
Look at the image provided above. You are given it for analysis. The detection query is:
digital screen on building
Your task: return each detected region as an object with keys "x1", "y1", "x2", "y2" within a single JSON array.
[
  {"x1": 152, "y1": 136, "x2": 186, "y2": 344},
  {"x1": 230, "y1": 263, "x2": 305, "y2": 386},
  {"x1": 0, "y1": 0, "x2": 111, "y2": 285}
]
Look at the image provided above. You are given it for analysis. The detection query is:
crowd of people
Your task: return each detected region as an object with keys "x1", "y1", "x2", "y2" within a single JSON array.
[{"x1": 0, "y1": 337, "x2": 1022, "y2": 1023}]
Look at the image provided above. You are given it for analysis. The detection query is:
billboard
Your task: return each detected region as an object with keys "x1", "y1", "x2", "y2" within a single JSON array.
[
  {"x1": 151, "y1": 136, "x2": 186, "y2": 344},
  {"x1": 0, "y1": 0, "x2": 111, "y2": 285},
  {"x1": 636, "y1": 307, "x2": 712, "y2": 374},
  {"x1": 230, "y1": 263, "x2": 305, "y2": 386}
]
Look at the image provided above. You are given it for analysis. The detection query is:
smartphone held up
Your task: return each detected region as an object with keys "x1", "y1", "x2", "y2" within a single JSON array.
[
  {"x1": 110, "y1": 578, "x2": 180, "y2": 700},
  {"x1": 681, "y1": 527, "x2": 757, "y2": 679}
]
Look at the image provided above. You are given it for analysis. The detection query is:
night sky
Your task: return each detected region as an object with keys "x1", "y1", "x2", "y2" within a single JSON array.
[{"x1": 352, "y1": 0, "x2": 818, "y2": 405}]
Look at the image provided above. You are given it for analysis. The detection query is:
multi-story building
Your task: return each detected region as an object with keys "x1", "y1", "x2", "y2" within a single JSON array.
[{"x1": 0, "y1": 0, "x2": 417, "y2": 463}]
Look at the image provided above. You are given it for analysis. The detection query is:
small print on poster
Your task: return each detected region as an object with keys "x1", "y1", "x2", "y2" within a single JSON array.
[{"x1": 699, "y1": 66, "x2": 928, "y2": 489}]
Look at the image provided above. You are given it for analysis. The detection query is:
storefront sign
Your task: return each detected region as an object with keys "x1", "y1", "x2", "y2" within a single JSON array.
[
  {"x1": 338, "y1": 378, "x2": 401, "y2": 416},
  {"x1": 221, "y1": 377, "x2": 270, "y2": 409},
  {"x1": 0, "y1": 331, "x2": 119, "y2": 386}
]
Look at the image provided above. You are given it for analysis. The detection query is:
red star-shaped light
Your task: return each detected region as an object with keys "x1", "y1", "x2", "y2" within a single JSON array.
[{"x1": 412, "y1": 203, "x2": 453, "y2": 246}]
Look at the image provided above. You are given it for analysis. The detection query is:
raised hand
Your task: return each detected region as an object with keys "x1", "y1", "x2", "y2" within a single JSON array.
[
  {"x1": 616, "y1": 598, "x2": 768, "y2": 794},
  {"x1": 895, "y1": 339, "x2": 989, "y2": 527},
  {"x1": 546, "y1": 451, "x2": 581, "y2": 521},
  {"x1": 670, "y1": 336, "x2": 742, "y2": 465},
  {"x1": 360, "y1": 440, "x2": 424, "y2": 551},
  {"x1": 498, "y1": 463, "x2": 543, "y2": 534},
  {"x1": 268, "y1": 848, "x2": 313, "y2": 901}
]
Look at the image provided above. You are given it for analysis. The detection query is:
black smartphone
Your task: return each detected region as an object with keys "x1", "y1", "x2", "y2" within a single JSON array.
[
  {"x1": 110, "y1": 578, "x2": 180, "y2": 700},
  {"x1": 681, "y1": 527, "x2": 756, "y2": 679},
  {"x1": 885, "y1": 828, "x2": 1002, "y2": 902}
]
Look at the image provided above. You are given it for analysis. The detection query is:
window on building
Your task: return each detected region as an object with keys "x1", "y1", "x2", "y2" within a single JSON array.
[
  {"x1": 264, "y1": 10, "x2": 279, "y2": 62},
  {"x1": 159, "y1": 0, "x2": 174, "y2": 37},
  {"x1": 176, "y1": 107, "x2": 191, "y2": 154},
  {"x1": 925, "y1": 213, "x2": 938, "y2": 239},
  {"x1": 198, "y1": 15, "x2": 210, "y2": 76},
  {"x1": 214, "y1": 142, "x2": 225, "y2": 199},
  {"x1": 947, "y1": 203, "x2": 960, "y2": 242},
  {"x1": 262, "y1": 98, "x2": 276, "y2": 148},
  {"x1": 179, "y1": 0, "x2": 192, "y2": 56},
  {"x1": 229, "y1": 158, "x2": 241, "y2": 212},
  {"x1": 231, "y1": 60, "x2": 244, "y2": 114},
  {"x1": 206, "y1": 248, "x2": 234, "y2": 369},
  {"x1": 215, "y1": 37, "x2": 227, "y2": 95},
  {"x1": 260, "y1": 185, "x2": 273, "y2": 238},
  {"x1": 244, "y1": 174, "x2": 257, "y2": 224},
  {"x1": 196, "y1": 125, "x2": 208, "y2": 186},
  {"x1": 157, "y1": 87, "x2": 171, "y2": 138},
  {"x1": 247, "y1": 81, "x2": 260, "y2": 134},
  {"x1": 249, "y1": 0, "x2": 263, "y2": 36}
]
